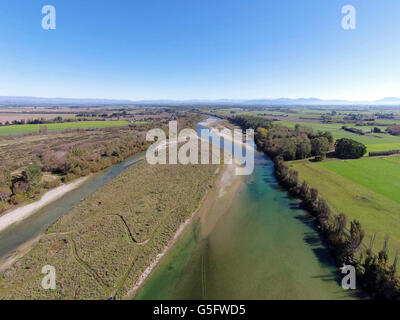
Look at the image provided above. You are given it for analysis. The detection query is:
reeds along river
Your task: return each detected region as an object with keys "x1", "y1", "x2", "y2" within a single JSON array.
[{"x1": 134, "y1": 119, "x2": 355, "y2": 300}]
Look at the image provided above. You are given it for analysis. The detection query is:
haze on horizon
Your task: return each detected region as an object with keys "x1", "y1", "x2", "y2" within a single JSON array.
[{"x1": 0, "y1": 0, "x2": 399, "y2": 101}]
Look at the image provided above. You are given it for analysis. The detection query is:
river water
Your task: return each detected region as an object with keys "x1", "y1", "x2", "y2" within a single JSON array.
[
  {"x1": 0, "y1": 119, "x2": 354, "y2": 299},
  {"x1": 135, "y1": 119, "x2": 354, "y2": 299},
  {"x1": 0, "y1": 152, "x2": 144, "y2": 260}
]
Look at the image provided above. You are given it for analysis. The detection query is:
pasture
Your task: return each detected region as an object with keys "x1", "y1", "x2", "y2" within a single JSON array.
[
  {"x1": 0, "y1": 112, "x2": 76, "y2": 123},
  {"x1": 290, "y1": 156, "x2": 400, "y2": 260}
]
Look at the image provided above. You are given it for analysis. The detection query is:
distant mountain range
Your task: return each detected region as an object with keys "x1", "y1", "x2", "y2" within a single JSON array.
[
  {"x1": 0, "y1": 96, "x2": 133, "y2": 106},
  {"x1": 0, "y1": 96, "x2": 400, "y2": 107}
]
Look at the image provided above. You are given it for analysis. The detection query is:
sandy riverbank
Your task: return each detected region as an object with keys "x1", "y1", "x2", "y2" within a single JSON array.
[
  {"x1": 0, "y1": 177, "x2": 88, "y2": 233},
  {"x1": 125, "y1": 119, "x2": 246, "y2": 299},
  {"x1": 124, "y1": 160, "x2": 243, "y2": 299},
  {"x1": 198, "y1": 119, "x2": 255, "y2": 153}
]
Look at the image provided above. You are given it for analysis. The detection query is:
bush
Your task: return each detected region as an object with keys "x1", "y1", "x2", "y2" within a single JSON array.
[
  {"x1": 10, "y1": 194, "x2": 25, "y2": 205},
  {"x1": 43, "y1": 179, "x2": 61, "y2": 189},
  {"x1": 23, "y1": 163, "x2": 42, "y2": 186},
  {"x1": 62, "y1": 173, "x2": 77, "y2": 183},
  {"x1": 314, "y1": 153, "x2": 326, "y2": 162},
  {"x1": 0, "y1": 186, "x2": 11, "y2": 202},
  {"x1": 335, "y1": 138, "x2": 366, "y2": 159}
]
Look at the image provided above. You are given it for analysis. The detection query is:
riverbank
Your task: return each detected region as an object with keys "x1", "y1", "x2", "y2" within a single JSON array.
[
  {"x1": 0, "y1": 152, "x2": 221, "y2": 299},
  {"x1": 0, "y1": 177, "x2": 88, "y2": 233},
  {"x1": 124, "y1": 161, "x2": 243, "y2": 299},
  {"x1": 134, "y1": 118, "x2": 355, "y2": 300}
]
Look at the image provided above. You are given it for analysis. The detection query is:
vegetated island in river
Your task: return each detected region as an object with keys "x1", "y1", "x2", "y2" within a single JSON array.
[{"x1": 0, "y1": 137, "x2": 235, "y2": 299}]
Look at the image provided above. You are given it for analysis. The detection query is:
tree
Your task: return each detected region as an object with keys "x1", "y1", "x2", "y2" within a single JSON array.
[
  {"x1": 323, "y1": 131, "x2": 334, "y2": 144},
  {"x1": 281, "y1": 138, "x2": 297, "y2": 161},
  {"x1": 296, "y1": 140, "x2": 312, "y2": 159},
  {"x1": 316, "y1": 198, "x2": 331, "y2": 228},
  {"x1": 311, "y1": 137, "x2": 329, "y2": 156},
  {"x1": 335, "y1": 138, "x2": 366, "y2": 159},
  {"x1": 333, "y1": 213, "x2": 347, "y2": 236},
  {"x1": 299, "y1": 181, "x2": 310, "y2": 198},
  {"x1": 346, "y1": 220, "x2": 365, "y2": 256},
  {"x1": 387, "y1": 125, "x2": 400, "y2": 136}
]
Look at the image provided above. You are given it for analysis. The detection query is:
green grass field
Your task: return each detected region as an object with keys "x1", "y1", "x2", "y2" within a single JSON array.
[
  {"x1": 0, "y1": 120, "x2": 131, "y2": 135},
  {"x1": 213, "y1": 108, "x2": 400, "y2": 153},
  {"x1": 290, "y1": 156, "x2": 400, "y2": 260},
  {"x1": 279, "y1": 121, "x2": 400, "y2": 153}
]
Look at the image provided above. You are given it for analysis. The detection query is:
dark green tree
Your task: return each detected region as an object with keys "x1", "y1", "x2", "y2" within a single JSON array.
[{"x1": 335, "y1": 138, "x2": 366, "y2": 159}]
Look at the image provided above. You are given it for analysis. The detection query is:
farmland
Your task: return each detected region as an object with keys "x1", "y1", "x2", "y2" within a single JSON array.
[
  {"x1": 0, "y1": 120, "x2": 131, "y2": 136},
  {"x1": 0, "y1": 112, "x2": 76, "y2": 123},
  {"x1": 289, "y1": 156, "x2": 400, "y2": 260}
]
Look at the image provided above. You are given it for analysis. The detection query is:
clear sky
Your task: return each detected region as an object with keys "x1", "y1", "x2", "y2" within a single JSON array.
[{"x1": 0, "y1": 0, "x2": 399, "y2": 101}]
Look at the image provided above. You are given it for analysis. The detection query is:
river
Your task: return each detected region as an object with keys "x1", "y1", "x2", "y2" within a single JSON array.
[
  {"x1": 0, "y1": 152, "x2": 144, "y2": 260},
  {"x1": 134, "y1": 119, "x2": 354, "y2": 299},
  {"x1": 0, "y1": 119, "x2": 355, "y2": 299}
]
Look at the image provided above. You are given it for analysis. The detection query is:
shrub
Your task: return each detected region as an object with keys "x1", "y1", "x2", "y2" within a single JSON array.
[
  {"x1": 62, "y1": 173, "x2": 77, "y2": 183},
  {"x1": 10, "y1": 194, "x2": 25, "y2": 205},
  {"x1": 23, "y1": 163, "x2": 42, "y2": 186},
  {"x1": 43, "y1": 179, "x2": 61, "y2": 189}
]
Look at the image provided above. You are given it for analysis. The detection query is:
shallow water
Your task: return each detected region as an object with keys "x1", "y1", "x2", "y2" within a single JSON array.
[{"x1": 135, "y1": 121, "x2": 354, "y2": 300}]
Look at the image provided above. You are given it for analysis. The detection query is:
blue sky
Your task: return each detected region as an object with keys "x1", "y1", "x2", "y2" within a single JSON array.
[{"x1": 0, "y1": 0, "x2": 399, "y2": 100}]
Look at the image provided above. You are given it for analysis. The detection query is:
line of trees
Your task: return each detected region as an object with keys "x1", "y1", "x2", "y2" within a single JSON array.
[
  {"x1": 231, "y1": 115, "x2": 400, "y2": 299},
  {"x1": 369, "y1": 150, "x2": 400, "y2": 157},
  {"x1": 342, "y1": 125, "x2": 365, "y2": 135},
  {"x1": 230, "y1": 116, "x2": 333, "y2": 161},
  {"x1": 274, "y1": 156, "x2": 400, "y2": 299}
]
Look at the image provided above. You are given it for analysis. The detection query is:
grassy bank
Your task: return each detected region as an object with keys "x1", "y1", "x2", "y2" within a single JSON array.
[{"x1": 289, "y1": 156, "x2": 400, "y2": 260}]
